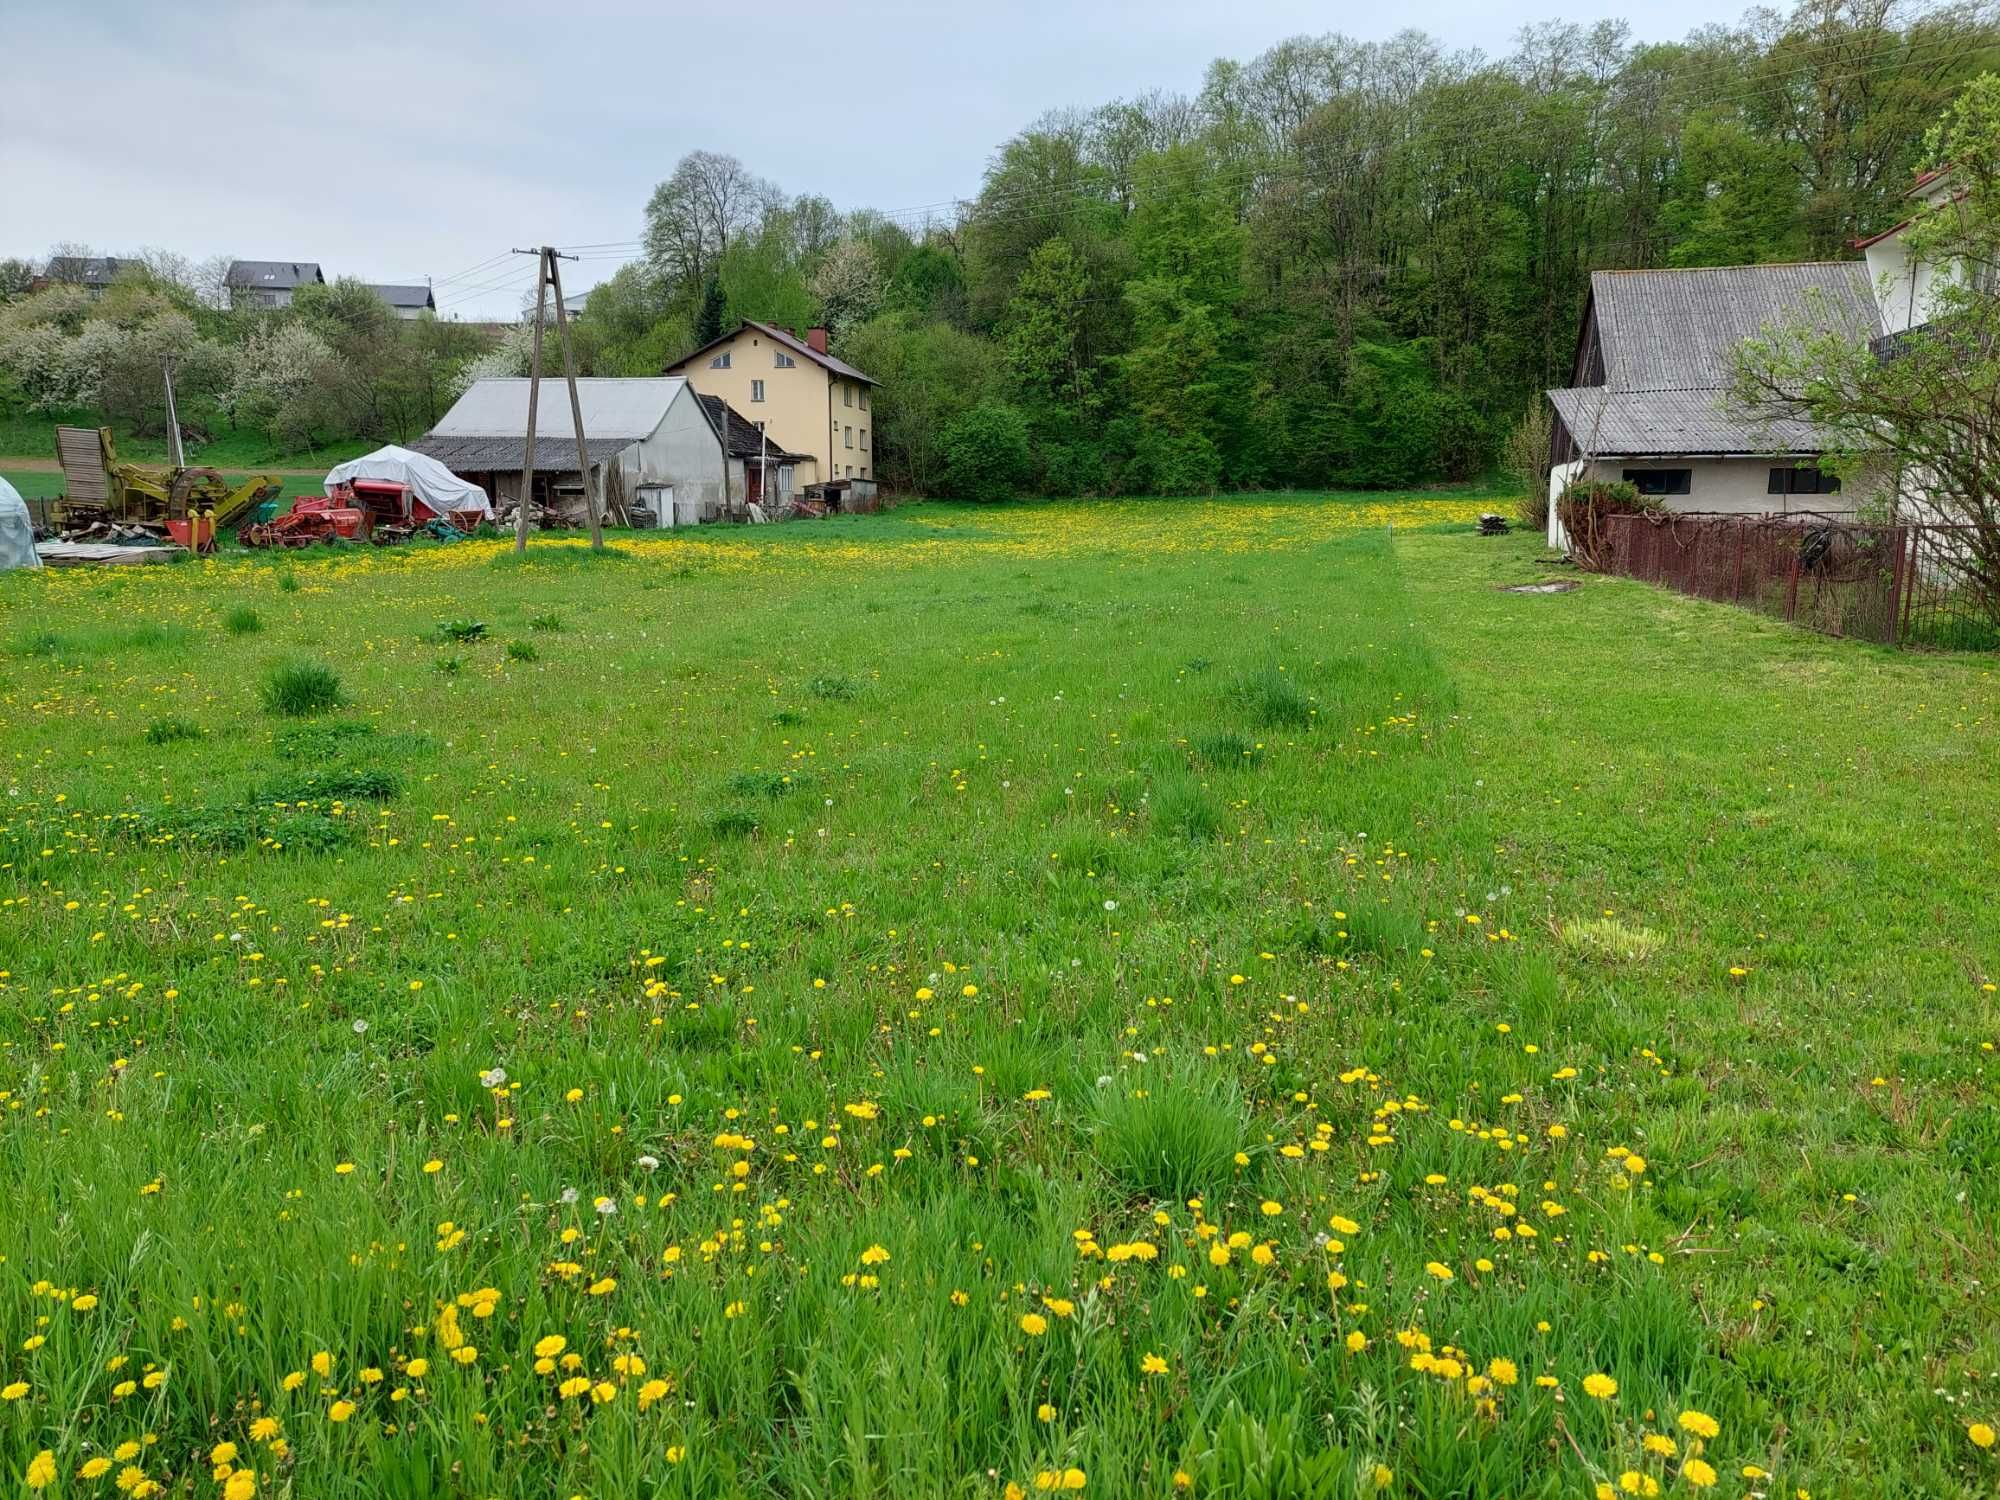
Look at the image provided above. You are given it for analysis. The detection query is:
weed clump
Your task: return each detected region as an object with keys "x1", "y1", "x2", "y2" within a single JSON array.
[
  {"x1": 261, "y1": 659, "x2": 345, "y2": 717},
  {"x1": 222, "y1": 606, "x2": 262, "y2": 635},
  {"x1": 143, "y1": 716, "x2": 204, "y2": 746},
  {"x1": 1092, "y1": 1076, "x2": 1248, "y2": 1201},
  {"x1": 1232, "y1": 666, "x2": 1313, "y2": 729}
]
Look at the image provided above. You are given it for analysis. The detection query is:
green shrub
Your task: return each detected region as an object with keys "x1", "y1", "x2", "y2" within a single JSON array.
[
  {"x1": 939, "y1": 400, "x2": 1032, "y2": 502},
  {"x1": 260, "y1": 659, "x2": 344, "y2": 717},
  {"x1": 222, "y1": 606, "x2": 262, "y2": 636},
  {"x1": 1130, "y1": 428, "x2": 1222, "y2": 496},
  {"x1": 143, "y1": 716, "x2": 204, "y2": 746},
  {"x1": 277, "y1": 572, "x2": 301, "y2": 594}
]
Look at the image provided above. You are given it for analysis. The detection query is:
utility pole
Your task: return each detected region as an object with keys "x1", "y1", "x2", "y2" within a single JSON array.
[
  {"x1": 510, "y1": 247, "x2": 550, "y2": 554},
  {"x1": 543, "y1": 248, "x2": 602, "y2": 549},
  {"x1": 161, "y1": 356, "x2": 185, "y2": 469}
]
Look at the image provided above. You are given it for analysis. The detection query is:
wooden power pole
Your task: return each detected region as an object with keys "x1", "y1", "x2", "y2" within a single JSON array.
[
  {"x1": 509, "y1": 245, "x2": 603, "y2": 551},
  {"x1": 544, "y1": 249, "x2": 603, "y2": 549},
  {"x1": 510, "y1": 247, "x2": 549, "y2": 554}
]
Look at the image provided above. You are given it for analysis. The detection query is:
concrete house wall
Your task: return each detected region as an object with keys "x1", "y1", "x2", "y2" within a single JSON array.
[{"x1": 668, "y1": 325, "x2": 876, "y2": 487}]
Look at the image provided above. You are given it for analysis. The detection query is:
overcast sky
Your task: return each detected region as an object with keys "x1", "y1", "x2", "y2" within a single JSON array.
[{"x1": 4, "y1": 0, "x2": 1751, "y2": 319}]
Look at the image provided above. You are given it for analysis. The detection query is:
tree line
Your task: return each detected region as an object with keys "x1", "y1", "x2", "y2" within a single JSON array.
[
  {"x1": 5, "y1": 0, "x2": 1994, "y2": 491},
  {"x1": 0, "y1": 257, "x2": 489, "y2": 458},
  {"x1": 560, "y1": 0, "x2": 1998, "y2": 497}
]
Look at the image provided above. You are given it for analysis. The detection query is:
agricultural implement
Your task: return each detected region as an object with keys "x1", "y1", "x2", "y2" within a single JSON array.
[
  {"x1": 53, "y1": 426, "x2": 281, "y2": 551},
  {"x1": 237, "y1": 497, "x2": 365, "y2": 548}
]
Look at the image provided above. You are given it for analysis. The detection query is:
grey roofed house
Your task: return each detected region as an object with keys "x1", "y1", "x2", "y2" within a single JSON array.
[
  {"x1": 1549, "y1": 263, "x2": 1881, "y2": 460},
  {"x1": 368, "y1": 283, "x2": 436, "y2": 317},
  {"x1": 1544, "y1": 263, "x2": 1884, "y2": 546},
  {"x1": 42, "y1": 256, "x2": 126, "y2": 290},
  {"x1": 225, "y1": 260, "x2": 325, "y2": 308}
]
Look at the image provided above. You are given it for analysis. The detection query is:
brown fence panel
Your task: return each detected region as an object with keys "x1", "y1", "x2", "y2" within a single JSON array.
[{"x1": 1592, "y1": 512, "x2": 1998, "y2": 650}]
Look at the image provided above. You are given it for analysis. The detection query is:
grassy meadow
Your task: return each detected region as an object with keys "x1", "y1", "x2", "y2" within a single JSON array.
[{"x1": 0, "y1": 497, "x2": 1996, "y2": 1499}]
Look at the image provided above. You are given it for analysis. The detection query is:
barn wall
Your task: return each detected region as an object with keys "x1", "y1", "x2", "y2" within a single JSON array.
[{"x1": 632, "y1": 386, "x2": 729, "y2": 520}]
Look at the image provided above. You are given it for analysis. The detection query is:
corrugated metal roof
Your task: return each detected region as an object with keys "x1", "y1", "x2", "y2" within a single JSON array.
[
  {"x1": 226, "y1": 260, "x2": 324, "y2": 289},
  {"x1": 427, "y1": 378, "x2": 688, "y2": 441},
  {"x1": 411, "y1": 435, "x2": 635, "y2": 472},
  {"x1": 1554, "y1": 263, "x2": 1882, "y2": 458},
  {"x1": 1593, "y1": 263, "x2": 1880, "y2": 391},
  {"x1": 1548, "y1": 387, "x2": 1829, "y2": 458}
]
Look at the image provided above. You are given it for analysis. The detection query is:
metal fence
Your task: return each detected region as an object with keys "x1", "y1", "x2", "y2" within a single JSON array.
[{"x1": 1594, "y1": 511, "x2": 2000, "y2": 650}]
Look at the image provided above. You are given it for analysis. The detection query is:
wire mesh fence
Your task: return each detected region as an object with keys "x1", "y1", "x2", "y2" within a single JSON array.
[{"x1": 1593, "y1": 511, "x2": 2000, "y2": 650}]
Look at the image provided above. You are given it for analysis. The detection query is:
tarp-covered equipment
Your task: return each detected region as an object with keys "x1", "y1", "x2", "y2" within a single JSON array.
[
  {"x1": 0, "y1": 476, "x2": 41, "y2": 571},
  {"x1": 324, "y1": 446, "x2": 492, "y2": 520}
]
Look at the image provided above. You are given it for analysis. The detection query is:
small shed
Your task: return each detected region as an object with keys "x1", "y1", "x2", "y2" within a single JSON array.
[
  {"x1": 413, "y1": 377, "x2": 739, "y2": 526},
  {"x1": 694, "y1": 394, "x2": 811, "y2": 509}
]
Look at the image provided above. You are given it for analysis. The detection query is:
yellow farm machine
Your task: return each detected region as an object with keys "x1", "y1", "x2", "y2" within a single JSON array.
[{"x1": 52, "y1": 426, "x2": 282, "y2": 551}]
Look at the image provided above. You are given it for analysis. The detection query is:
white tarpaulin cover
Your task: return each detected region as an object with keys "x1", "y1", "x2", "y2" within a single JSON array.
[
  {"x1": 0, "y1": 475, "x2": 40, "y2": 571},
  {"x1": 324, "y1": 445, "x2": 492, "y2": 519}
]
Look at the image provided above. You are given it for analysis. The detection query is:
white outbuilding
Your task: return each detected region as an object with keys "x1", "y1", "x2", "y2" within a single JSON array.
[{"x1": 413, "y1": 377, "x2": 755, "y2": 527}]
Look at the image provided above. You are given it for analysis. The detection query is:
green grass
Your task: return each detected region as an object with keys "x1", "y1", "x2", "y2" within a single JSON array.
[{"x1": 0, "y1": 495, "x2": 1995, "y2": 1499}]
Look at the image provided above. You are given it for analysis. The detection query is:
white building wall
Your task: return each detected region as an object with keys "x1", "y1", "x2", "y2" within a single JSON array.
[
  {"x1": 1547, "y1": 458, "x2": 1868, "y2": 552},
  {"x1": 624, "y1": 384, "x2": 729, "y2": 525}
]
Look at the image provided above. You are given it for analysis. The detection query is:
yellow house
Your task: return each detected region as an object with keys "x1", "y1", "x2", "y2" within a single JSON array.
[{"x1": 665, "y1": 321, "x2": 879, "y2": 496}]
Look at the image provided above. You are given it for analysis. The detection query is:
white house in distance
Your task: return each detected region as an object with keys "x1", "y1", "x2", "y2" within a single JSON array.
[
  {"x1": 226, "y1": 260, "x2": 324, "y2": 309},
  {"x1": 1545, "y1": 264, "x2": 1883, "y2": 548},
  {"x1": 412, "y1": 376, "x2": 781, "y2": 526}
]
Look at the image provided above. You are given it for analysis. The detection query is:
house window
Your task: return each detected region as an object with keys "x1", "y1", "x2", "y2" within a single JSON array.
[
  {"x1": 844, "y1": 426, "x2": 853, "y2": 448},
  {"x1": 751, "y1": 379, "x2": 765, "y2": 402},
  {"x1": 1768, "y1": 465, "x2": 1842, "y2": 496},
  {"x1": 859, "y1": 389, "x2": 869, "y2": 410},
  {"x1": 709, "y1": 351, "x2": 731, "y2": 369},
  {"x1": 843, "y1": 383, "x2": 853, "y2": 408},
  {"x1": 1623, "y1": 468, "x2": 1691, "y2": 496},
  {"x1": 860, "y1": 429, "x2": 868, "y2": 450},
  {"x1": 774, "y1": 351, "x2": 795, "y2": 368}
]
